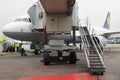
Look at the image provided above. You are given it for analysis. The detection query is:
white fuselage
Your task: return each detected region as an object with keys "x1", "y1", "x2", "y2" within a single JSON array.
[
  {"x1": 92, "y1": 26, "x2": 110, "y2": 35},
  {"x1": 2, "y1": 17, "x2": 108, "y2": 46},
  {"x1": 2, "y1": 16, "x2": 81, "y2": 43}
]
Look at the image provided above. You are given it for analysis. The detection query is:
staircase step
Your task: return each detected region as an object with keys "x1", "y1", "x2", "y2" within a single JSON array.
[
  {"x1": 90, "y1": 66, "x2": 105, "y2": 69},
  {"x1": 90, "y1": 52, "x2": 97, "y2": 53},
  {"x1": 90, "y1": 69, "x2": 105, "y2": 72},
  {"x1": 90, "y1": 51, "x2": 97, "y2": 54},
  {"x1": 89, "y1": 54, "x2": 99, "y2": 57},
  {"x1": 90, "y1": 60, "x2": 101, "y2": 63},
  {"x1": 89, "y1": 57, "x2": 100, "y2": 60},
  {"x1": 90, "y1": 63, "x2": 103, "y2": 66},
  {"x1": 90, "y1": 52, "x2": 97, "y2": 54},
  {"x1": 89, "y1": 59, "x2": 100, "y2": 62},
  {"x1": 90, "y1": 49, "x2": 96, "y2": 51}
]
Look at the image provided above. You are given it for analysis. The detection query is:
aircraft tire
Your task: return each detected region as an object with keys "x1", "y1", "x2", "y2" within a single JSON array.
[
  {"x1": 43, "y1": 52, "x2": 50, "y2": 65},
  {"x1": 24, "y1": 54, "x2": 27, "y2": 56},
  {"x1": 34, "y1": 49, "x2": 39, "y2": 55},
  {"x1": 21, "y1": 53, "x2": 23, "y2": 56},
  {"x1": 69, "y1": 51, "x2": 77, "y2": 64},
  {"x1": 100, "y1": 72, "x2": 104, "y2": 75}
]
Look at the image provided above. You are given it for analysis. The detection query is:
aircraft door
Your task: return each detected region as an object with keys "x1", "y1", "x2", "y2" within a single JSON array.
[{"x1": 28, "y1": 2, "x2": 46, "y2": 30}]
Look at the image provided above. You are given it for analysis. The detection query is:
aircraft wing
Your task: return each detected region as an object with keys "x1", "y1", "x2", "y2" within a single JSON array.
[{"x1": 103, "y1": 31, "x2": 120, "y2": 37}]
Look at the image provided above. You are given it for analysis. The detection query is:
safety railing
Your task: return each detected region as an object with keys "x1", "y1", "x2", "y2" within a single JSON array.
[
  {"x1": 79, "y1": 26, "x2": 90, "y2": 68},
  {"x1": 89, "y1": 33, "x2": 106, "y2": 68}
]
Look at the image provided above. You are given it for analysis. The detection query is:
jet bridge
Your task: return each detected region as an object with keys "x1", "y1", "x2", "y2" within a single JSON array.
[
  {"x1": 39, "y1": 0, "x2": 76, "y2": 34},
  {"x1": 31, "y1": 0, "x2": 77, "y2": 64},
  {"x1": 40, "y1": 0, "x2": 75, "y2": 15},
  {"x1": 28, "y1": 0, "x2": 77, "y2": 34},
  {"x1": 79, "y1": 26, "x2": 105, "y2": 75},
  {"x1": 27, "y1": 0, "x2": 79, "y2": 64}
]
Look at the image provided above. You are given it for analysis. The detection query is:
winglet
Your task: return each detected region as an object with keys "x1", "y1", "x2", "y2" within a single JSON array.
[{"x1": 103, "y1": 12, "x2": 110, "y2": 30}]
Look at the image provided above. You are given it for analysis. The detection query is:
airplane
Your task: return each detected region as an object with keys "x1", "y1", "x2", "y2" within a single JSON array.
[
  {"x1": 2, "y1": 13, "x2": 110, "y2": 51},
  {"x1": 89, "y1": 12, "x2": 120, "y2": 39},
  {"x1": 1, "y1": 2, "x2": 109, "y2": 50},
  {"x1": 2, "y1": 11, "x2": 111, "y2": 48},
  {"x1": 0, "y1": 30, "x2": 30, "y2": 52},
  {"x1": 0, "y1": 34, "x2": 6, "y2": 43},
  {"x1": 0, "y1": 30, "x2": 7, "y2": 43},
  {"x1": 2, "y1": 14, "x2": 81, "y2": 55},
  {"x1": 92, "y1": 12, "x2": 110, "y2": 35},
  {"x1": 90, "y1": 12, "x2": 111, "y2": 45},
  {"x1": 0, "y1": 31, "x2": 16, "y2": 52},
  {"x1": 91, "y1": 12, "x2": 120, "y2": 44}
]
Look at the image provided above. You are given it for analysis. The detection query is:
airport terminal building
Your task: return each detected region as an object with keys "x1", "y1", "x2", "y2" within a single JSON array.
[{"x1": 108, "y1": 33, "x2": 120, "y2": 44}]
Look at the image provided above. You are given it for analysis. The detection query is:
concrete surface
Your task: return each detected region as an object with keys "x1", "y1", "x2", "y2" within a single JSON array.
[{"x1": 0, "y1": 48, "x2": 120, "y2": 80}]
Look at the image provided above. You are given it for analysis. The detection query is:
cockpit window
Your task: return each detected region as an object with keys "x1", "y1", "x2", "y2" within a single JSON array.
[{"x1": 14, "y1": 18, "x2": 31, "y2": 23}]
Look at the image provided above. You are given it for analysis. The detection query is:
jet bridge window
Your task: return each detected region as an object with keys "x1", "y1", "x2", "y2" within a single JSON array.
[{"x1": 14, "y1": 18, "x2": 31, "y2": 23}]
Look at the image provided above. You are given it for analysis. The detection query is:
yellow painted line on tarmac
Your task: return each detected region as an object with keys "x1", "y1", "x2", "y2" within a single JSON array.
[{"x1": 0, "y1": 52, "x2": 20, "y2": 56}]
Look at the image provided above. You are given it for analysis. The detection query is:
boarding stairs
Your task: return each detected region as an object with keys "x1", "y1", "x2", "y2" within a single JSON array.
[{"x1": 79, "y1": 26, "x2": 105, "y2": 75}]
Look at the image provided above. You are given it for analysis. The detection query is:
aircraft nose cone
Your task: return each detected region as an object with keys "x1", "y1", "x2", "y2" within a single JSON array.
[
  {"x1": 2, "y1": 23, "x2": 12, "y2": 36},
  {"x1": 2, "y1": 25, "x2": 8, "y2": 32},
  {"x1": 2, "y1": 25, "x2": 9, "y2": 36}
]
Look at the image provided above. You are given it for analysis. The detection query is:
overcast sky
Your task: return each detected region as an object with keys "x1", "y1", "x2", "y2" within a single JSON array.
[
  {"x1": 0, "y1": 0, "x2": 35, "y2": 30},
  {"x1": 0, "y1": 0, "x2": 120, "y2": 31},
  {"x1": 77, "y1": 0, "x2": 120, "y2": 31}
]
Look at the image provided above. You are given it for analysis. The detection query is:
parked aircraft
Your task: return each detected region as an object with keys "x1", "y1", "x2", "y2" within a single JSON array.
[
  {"x1": 2, "y1": 6, "x2": 111, "y2": 54},
  {"x1": 0, "y1": 34, "x2": 6, "y2": 43},
  {"x1": 2, "y1": 14, "x2": 80, "y2": 45},
  {"x1": 2, "y1": 11, "x2": 111, "y2": 45},
  {"x1": 91, "y1": 12, "x2": 110, "y2": 35},
  {"x1": 0, "y1": 31, "x2": 16, "y2": 52},
  {"x1": 92, "y1": 12, "x2": 120, "y2": 44}
]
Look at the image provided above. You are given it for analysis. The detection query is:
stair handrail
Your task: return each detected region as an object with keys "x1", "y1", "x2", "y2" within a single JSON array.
[
  {"x1": 92, "y1": 35, "x2": 104, "y2": 55},
  {"x1": 80, "y1": 18, "x2": 106, "y2": 69},
  {"x1": 82, "y1": 27, "x2": 90, "y2": 54},
  {"x1": 92, "y1": 34, "x2": 105, "y2": 62},
  {"x1": 79, "y1": 26, "x2": 90, "y2": 68},
  {"x1": 89, "y1": 33, "x2": 106, "y2": 68}
]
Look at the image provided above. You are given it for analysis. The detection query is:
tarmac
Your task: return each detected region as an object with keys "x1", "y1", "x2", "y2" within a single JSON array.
[{"x1": 0, "y1": 44, "x2": 120, "y2": 80}]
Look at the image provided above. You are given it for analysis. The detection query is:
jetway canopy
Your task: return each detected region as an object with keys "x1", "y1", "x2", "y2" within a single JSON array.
[{"x1": 39, "y1": 0, "x2": 75, "y2": 15}]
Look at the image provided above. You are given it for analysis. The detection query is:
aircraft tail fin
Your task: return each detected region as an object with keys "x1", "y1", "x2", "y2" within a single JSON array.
[{"x1": 103, "y1": 12, "x2": 110, "y2": 30}]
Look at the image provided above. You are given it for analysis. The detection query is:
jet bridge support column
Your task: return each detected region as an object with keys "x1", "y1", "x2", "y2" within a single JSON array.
[
  {"x1": 44, "y1": 27, "x2": 48, "y2": 45},
  {"x1": 72, "y1": 26, "x2": 76, "y2": 46}
]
